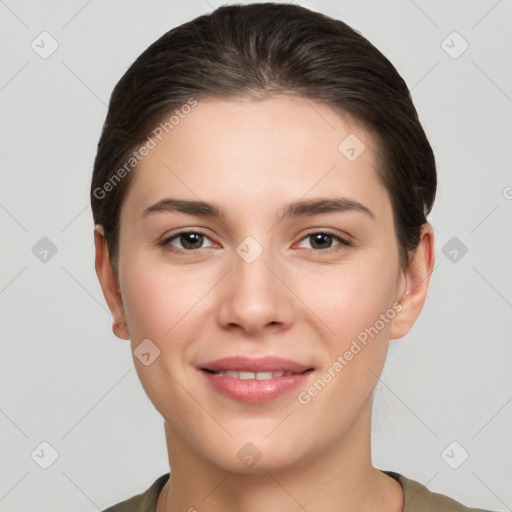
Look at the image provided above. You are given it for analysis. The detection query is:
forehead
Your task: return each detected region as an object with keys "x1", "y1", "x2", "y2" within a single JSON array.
[{"x1": 121, "y1": 95, "x2": 392, "y2": 224}]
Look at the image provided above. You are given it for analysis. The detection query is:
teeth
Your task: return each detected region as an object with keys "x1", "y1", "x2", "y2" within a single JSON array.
[
  {"x1": 256, "y1": 372, "x2": 273, "y2": 380},
  {"x1": 214, "y1": 370, "x2": 292, "y2": 379}
]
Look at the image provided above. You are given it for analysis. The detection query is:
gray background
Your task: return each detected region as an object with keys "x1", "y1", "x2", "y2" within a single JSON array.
[{"x1": 1, "y1": 0, "x2": 511, "y2": 510}]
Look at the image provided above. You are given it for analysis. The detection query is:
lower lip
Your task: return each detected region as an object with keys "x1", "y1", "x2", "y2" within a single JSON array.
[{"x1": 201, "y1": 370, "x2": 312, "y2": 403}]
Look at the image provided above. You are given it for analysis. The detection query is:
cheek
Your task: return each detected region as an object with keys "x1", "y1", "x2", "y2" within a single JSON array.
[
  {"x1": 121, "y1": 264, "x2": 196, "y2": 341},
  {"x1": 119, "y1": 252, "x2": 221, "y2": 369},
  {"x1": 121, "y1": 272, "x2": 167, "y2": 340},
  {"x1": 118, "y1": 260, "x2": 207, "y2": 412},
  {"x1": 306, "y1": 257, "x2": 399, "y2": 344},
  {"x1": 328, "y1": 259, "x2": 400, "y2": 388},
  {"x1": 294, "y1": 265, "x2": 399, "y2": 418}
]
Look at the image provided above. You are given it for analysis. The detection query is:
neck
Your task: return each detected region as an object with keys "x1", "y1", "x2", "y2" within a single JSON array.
[{"x1": 157, "y1": 400, "x2": 403, "y2": 512}]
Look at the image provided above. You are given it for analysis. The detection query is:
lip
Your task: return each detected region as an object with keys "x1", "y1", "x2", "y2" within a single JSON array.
[
  {"x1": 199, "y1": 356, "x2": 314, "y2": 404},
  {"x1": 201, "y1": 356, "x2": 312, "y2": 373}
]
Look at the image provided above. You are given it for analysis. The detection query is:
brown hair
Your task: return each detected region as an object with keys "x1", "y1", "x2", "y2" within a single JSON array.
[{"x1": 90, "y1": 2, "x2": 436, "y2": 271}]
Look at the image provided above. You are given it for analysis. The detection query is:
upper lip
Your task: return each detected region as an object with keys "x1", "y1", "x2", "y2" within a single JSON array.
[{"x1": 200, "y1": 356, "x2": 313, "y2": 373}]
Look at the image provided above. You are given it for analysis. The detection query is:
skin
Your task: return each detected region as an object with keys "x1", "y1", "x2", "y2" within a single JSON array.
[{"x1": 95, "y1": 95, "x2": 435, "y2": 512}]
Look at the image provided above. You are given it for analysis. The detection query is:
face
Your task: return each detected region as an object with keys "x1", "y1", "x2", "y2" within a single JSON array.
[{"x1": 98, "y1": 95, "x2": 427, "y2": 474}]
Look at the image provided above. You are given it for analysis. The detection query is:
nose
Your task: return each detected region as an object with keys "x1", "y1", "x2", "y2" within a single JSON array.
[{"x1": 216, "y1": 244, "x2": 295, "y2": 337}]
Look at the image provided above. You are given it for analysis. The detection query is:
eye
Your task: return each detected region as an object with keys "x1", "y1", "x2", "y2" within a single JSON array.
[
  {"x1": 296, "y1": 231, "x2": 351, "y2": 251},
  {"x1": 160, "y1": 230, "x2": 215, "y2": 252},
  {"x1": 159, "y1": 230, "x2": 351, "y2": 254}
]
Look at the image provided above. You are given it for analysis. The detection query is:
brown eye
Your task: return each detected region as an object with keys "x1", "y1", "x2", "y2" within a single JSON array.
[
  {"x1": 179, "y1": 232, "x2": 204, "y2": 250},
  {"x1": 297, "y1": 232, "x2": 351, "y2": 251},
  {"x1": 161, "y1": 231, "x2": 214, "y2": 252}
]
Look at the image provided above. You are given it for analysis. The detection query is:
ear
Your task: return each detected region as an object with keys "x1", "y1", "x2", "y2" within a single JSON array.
[
  {"x1": 94, "y1": 225, "x2": 130, "y2": 340},
  {"x1": 390, "y1": 223, "x2": 435, "y2": 340}
]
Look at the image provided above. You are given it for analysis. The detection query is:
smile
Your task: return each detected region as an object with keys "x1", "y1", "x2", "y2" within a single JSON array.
[
  {"x1": 205, "y1": 370, "x2": 301, "y2": 379},
  {"x1": 199, "y1": 356, "x2": 314, "y2": 403}
]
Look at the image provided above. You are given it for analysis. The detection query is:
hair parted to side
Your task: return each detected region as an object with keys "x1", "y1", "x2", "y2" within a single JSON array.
[{"x1": 90, "y1": 2, "x2": 436, "y2": 272}]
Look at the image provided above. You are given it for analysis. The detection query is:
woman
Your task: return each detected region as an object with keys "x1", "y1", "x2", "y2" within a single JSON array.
[{"x1": 91, "y1": 3, "x2": 495, "y2": 511}]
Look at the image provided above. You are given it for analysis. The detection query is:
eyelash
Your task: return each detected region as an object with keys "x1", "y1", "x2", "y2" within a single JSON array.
[{"x1": 159, "y1": 229, "x2": 352, "y2": 255}]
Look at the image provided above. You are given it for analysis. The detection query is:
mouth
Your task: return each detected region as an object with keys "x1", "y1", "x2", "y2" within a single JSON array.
[
  {"x1": 199, "y1": 356, "x2": 314, "y2": 403},
  {"x1": 202, "y1": 369, "x2": 310, "y2": 380}
]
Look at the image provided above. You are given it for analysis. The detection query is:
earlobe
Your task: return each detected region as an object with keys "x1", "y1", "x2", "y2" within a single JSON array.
[
  {"x1": 112, "y1": 320, "x2": 130, "y2": 340},
  {"x1": 390, "y1": 223, "x2": 435, "y2": 340},
  {"x1": 94, "y1": 225, "x2": 130, "y2": 341}
]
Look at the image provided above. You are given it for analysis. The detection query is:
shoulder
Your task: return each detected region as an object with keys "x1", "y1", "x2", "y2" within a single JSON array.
[
  {"x1": 101, "y1": 471, "x2": 497, "y2": 512},
  {"x1": 101, "y1": 473, "x2": 170, "y2": 512},
  {"x1": 386, "y1": 471, "x2": 496, "y2": 512}
]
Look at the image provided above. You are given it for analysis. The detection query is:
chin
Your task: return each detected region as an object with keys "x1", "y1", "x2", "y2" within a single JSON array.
[
  {"x1": 211, "y1": 446, "x2": 307, "y2": 475},
  {"x1": 188, "y1": 426, "x2": 321, "y2": 476}
]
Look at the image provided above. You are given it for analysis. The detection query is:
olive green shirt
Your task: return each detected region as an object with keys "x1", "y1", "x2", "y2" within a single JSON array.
[{"x1": 102, "y1": 471, "x2": 495, "y2": 512}]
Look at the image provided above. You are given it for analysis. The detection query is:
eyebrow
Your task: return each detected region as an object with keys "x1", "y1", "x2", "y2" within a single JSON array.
[{"x1": 141, "y1": 196, "x2": 374, "y2": 221}]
